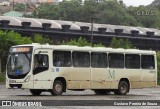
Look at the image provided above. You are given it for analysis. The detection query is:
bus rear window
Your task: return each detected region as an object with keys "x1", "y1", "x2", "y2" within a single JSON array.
[{"x1": 141, "y1": 55, "x2": 155, "y2": 69}]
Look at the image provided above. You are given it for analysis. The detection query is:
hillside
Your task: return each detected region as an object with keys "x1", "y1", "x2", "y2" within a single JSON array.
[{"x1": 150, "y1": 0, "x2": 160, "y2": 6}]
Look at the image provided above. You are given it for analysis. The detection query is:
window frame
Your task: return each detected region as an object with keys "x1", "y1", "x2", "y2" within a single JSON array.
[
  {"x1": 125, "y1": 54, "x2": 140, "y2": 69},
  {"x1": 108, "y1": 53, "x2": 125, "y2": 68},
  {"x1": 141, "y1": 54, "x2": 155, "y2": 70},
  {"x1": 91, "y1": 52, "x2": 108, "y2": 68},
  {"x1": 72, "y1": 51, "x2": 90, "y2": 67},
  {"x1": 33, "y1": 54, "x2": 49, "y2": 75},
  {"x1": 53, "y1": 50, "x2": 72, "y2": 67}
]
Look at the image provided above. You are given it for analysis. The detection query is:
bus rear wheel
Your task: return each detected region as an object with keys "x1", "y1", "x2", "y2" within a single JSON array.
[
  {"x1": 30, "y1": 89, "x2": 42, "y2": 96},
  {"x1": 114, "y1": 81, "x2": 129, "y2": 95},
  {"x1": 50, "y1": 80, "x2": 63, "y2": 96},
  {"x1": 93, "y1": 89, "x2": 110, "y2": 95}
]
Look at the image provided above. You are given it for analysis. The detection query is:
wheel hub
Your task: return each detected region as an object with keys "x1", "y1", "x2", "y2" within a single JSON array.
[{"x1": 55, "y1": 84, "x2": 62, "y2": 92}]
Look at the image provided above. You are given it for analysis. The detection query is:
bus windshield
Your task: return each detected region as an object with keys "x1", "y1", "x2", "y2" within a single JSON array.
[{"x1": 7, "y1": 47, "x2": 32, "y2": 79}]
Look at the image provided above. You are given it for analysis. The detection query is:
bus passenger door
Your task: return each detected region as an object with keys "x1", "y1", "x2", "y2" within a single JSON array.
[{"x1": 33, "y1": 49, "x2": 52, "y2": 89}]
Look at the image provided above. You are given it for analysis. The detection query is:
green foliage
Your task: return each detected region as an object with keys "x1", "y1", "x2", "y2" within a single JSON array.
[
  {"x1": 127, "y1": 6, "x2": 160, "y2": 28},
  {"x1": 33, "y1": 34, "x2": 53, "y2": 44},
  {"x1": 33, "y1": 3, "x2": 57, "y2": 19},
  {"x1": 62, "y1": 37, "x2": 104, "y2": 47},
  {"x1": 14, "y1": 3, "x2": 25, "y2": 11},
  {"x1": 93, "y1": 43, "x2": 104, "y2": 47},
  {"x1": 0, "y1": 30, "x2": 32, "y2": 58},
  {"x1": 157, "y1": 52, "x2": 160, "y2": 85},
  {"x1": 63, "y1": 37, "x2": 91, "y2": 46},
  {"x1": 0, "y1": 73, "x2": 5, "y2": 83},
  {"x1": 110, "y1": 37, "x2": 134, "y2": 49},
  {"x1": 0, "y1": 30, "x2": 54, "y2": 72},
  {"x1": 0, "y1": 30, "x2": 54, "y2": 57},
  {"x1": 32, "y1": 0, "x2": 160, "y2": 29},
  {"x1": 0, "y1": 30, "x2": 32, "y2": 72}
]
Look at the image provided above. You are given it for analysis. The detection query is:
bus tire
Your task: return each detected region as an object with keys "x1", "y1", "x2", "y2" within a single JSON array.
[
  {"x1": 93, "y1": 89, "x2": 110, "y2": 95},
  {"x1": 50, "y1": 80, "x2": 63, "y2": 96},
  {"x1": 114, "y1": 81, "x2": 129, "y2": 95},
  {"x1": 30, "y1": 89, "x2": 42, "y2": 96}
]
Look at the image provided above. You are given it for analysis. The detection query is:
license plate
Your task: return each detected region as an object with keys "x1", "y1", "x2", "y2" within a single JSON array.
[{"x1": 9, "y1": 80, "x2": 16, "y2": 83}]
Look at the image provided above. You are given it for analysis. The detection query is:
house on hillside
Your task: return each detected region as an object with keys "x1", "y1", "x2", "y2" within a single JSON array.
[
  {"x1": 0, "y1": 0, "x2": 10, "y2": 6},
  {"x1": 38, "y1": 0, "x2": 59, "y2": 4},
  {"x1": 9, "y1": 0, "x2": 25, "y2": 4}
]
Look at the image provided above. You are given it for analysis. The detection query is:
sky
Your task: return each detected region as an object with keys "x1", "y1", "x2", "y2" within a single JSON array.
[{"x1": 120, "y1": 0, "x2": 154, "y2": 6}]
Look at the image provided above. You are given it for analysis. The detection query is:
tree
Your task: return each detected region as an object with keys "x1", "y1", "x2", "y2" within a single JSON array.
[
  {"x1": 31, "y1": 0, "x2": 160, "y2": 29},
  {"x1": 0, "y1": 30, "x2": 54, "y2": 72},
  {"x1": 110, "y1": 37, "x2": 134, "y2": 49},
  {"x1": 0, "y1": 30, "x2": 32, "y2": 56},
  {"x1": 157, "y1": 52, "x2": 160, "y2": 85},
  {"x1": 127, "y1": 5, "x2": 160, "y2": 28},
  {"x1": 14, "y1": 3, "x2": 25, "y2": 11},
  {"x1": 150, "y1": 0, "x2": 160, "y2": 8},
  {"x1": 0, "y1": 30, "x2": 32, "y2": 72},
  {"x1": 63, "y1": 37, "x2": 91, "y2": 46},
  {"x1": 33, "y1": 34, "x2": 53, "y2": 44},
  {"x1": 62, "y1": 37, "x2": 104, "y2": 47},
  {"x1": 33, "y1": 3, "x2": 57, "y2": 19}
]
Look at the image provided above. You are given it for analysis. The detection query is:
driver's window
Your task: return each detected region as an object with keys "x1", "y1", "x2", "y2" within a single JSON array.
[{"x1": 33, "y1": 54, "x2": 49, "y2": 75}]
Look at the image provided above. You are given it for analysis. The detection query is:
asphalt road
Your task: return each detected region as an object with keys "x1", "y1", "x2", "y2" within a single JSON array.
[{"x1": 0, "y1": 84, "x2": 160, "y2": 109}]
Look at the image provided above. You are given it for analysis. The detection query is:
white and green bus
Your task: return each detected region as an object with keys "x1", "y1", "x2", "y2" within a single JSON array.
[{"x1": 6, "y1": 43, "x2": 157, "y2": 95}]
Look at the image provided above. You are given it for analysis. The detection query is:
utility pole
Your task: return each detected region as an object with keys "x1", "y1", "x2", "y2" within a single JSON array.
[
  {"x1": 13, "y1": 0, "x2": 14, "y2": 10},
  {"x1": 91, "y1": 14, "x2": 94, "y2": 46},
  {"x1": 90, "y1": 11, "x2": 98, "y2": 47}
]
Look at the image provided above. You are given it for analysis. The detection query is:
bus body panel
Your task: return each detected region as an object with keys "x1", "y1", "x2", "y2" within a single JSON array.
[
  {"x1": 67, "y1": 67, "x2": 91, "y2": 89},
  {"x1": 6, "y1": 72, "x2": 34, "y2": 89},
  {"x1": 125, "y1": 69, "x2": 142, "y2": 89},
  {"x1": 141, "y1": 69, "x2": 157, "y2": 88},
  {"x1": 91, "y1": 68, "x2": 110, "y2": 89}
]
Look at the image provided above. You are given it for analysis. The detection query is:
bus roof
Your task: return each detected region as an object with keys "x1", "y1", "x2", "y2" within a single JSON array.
[{"x1": 12, "y1": 43, "x2": 156, "y2": 54}]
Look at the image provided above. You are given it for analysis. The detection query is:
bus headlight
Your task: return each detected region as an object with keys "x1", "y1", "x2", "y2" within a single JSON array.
[{"x1": 24, "y1": 75, "x2": 31, "y2": 82}]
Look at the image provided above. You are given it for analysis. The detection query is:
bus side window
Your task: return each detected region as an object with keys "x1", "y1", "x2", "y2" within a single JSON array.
[
  {"x1": 73, "y1": 51, "x2": 90, "y2": 67},
  {"x1": 108, "y1": 53, "x2": 124, "y2": 68},
  {"x1": 53, "y1": 57, "x2": 61, "y2": 67},
  {"x1": 125, "y1": 54, "x2": 140, "y2": 69},
  {"x1": 53, "y1": 51, "x2": 71, "y2": 67},
  {"x1": 141, "y1": 55, "x2": 155, "y2": 69},
  {"x1": 91, "y1": 52, "x2": 108, "y2": 68}
]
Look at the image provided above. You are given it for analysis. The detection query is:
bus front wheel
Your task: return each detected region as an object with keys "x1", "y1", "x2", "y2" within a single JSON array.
[
  {"x1": 50, "y1": 80, "x2": 63, "y2": 96},
  {"x1": 114, "y1": 81, "x2": 129, "y2": 95},
  {"x1": 30, "y1": 89, "x2": 42, "y2": 96}
]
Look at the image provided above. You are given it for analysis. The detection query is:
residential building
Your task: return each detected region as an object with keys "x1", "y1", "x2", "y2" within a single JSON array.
[
  {"x1": 9, "y1": 0, "x2": 59, "y2": 4},
  {"x1": 9, "y1": 0, "x2": 25, "y2": 4},
  {"x1": 0, "y1": 0, "x2": 10, "y2": 6},
  {"x1": 38, "y1": 0, "x2": 59, "y2": 3}
]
